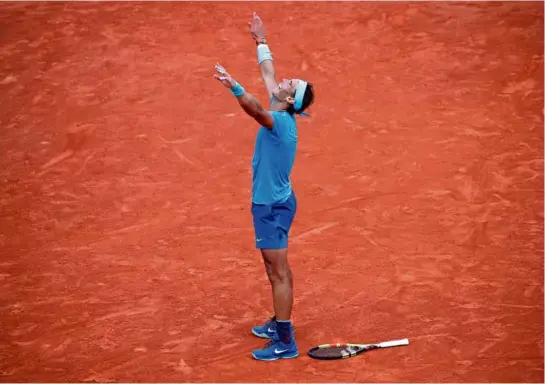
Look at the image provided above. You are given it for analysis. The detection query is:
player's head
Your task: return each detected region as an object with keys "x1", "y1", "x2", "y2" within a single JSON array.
[{"x1": 273, "y1": 78, "x2": 314, "y2": 115}]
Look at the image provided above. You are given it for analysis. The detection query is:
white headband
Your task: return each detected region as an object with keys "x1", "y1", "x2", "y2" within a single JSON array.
[{"x1": 293, "y1": 80, "x2": 308, "y2": 111}]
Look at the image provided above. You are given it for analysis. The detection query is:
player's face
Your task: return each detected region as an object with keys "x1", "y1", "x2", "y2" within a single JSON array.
[{"x1": 272, "y1": 78, "x2": 299, "y2": 103}]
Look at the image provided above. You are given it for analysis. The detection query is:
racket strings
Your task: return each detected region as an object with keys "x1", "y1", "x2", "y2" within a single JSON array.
[{"x1": 310, "y1": 345, "x2": 364, "y2": 358}]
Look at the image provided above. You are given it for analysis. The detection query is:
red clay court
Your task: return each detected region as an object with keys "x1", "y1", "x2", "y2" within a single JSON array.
[{"x1": 0, "y1": 1, "x2": 543, "y2": 382}]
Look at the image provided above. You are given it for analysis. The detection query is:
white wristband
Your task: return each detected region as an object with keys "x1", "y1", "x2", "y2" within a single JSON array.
[{"x1": 257, "y1": 44, "x2": 273, "y2": 65}]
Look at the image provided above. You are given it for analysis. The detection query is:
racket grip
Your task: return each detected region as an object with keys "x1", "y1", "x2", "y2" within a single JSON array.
[{"x1": 379, "y1": 338, "x2": 409, "y2": 348}]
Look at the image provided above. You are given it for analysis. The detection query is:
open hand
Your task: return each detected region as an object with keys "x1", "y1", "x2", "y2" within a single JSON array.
[
  {"x1": 213, "y1": 63, "x2": 237, "y2": 89},
  {"x1": 248, "y1": 12, "x2": 266, "y2": 43}
]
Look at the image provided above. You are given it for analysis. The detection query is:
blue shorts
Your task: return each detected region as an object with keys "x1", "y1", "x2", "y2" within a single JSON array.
[{"x1": 251, "y1": 192, "x2": 297, "y2": 249}]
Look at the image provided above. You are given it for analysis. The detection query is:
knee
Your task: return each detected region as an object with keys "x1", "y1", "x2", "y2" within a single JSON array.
[
  {"x1": 269, "y1": 263, "x2": 292, "y2": 284},
  {"x1": 261, "y1": 249, "x2": 292, "y2": 284}
]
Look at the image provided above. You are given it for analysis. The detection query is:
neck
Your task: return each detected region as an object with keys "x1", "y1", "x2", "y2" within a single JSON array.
[{"x1": 269, "y1": 99, "x2": 290, "y2": 112}]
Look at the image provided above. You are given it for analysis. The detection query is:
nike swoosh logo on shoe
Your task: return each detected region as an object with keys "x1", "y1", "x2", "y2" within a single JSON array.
[
  {"x1": 267, "y1": 328, "x2": 275, "y2": 332},
  {"x1": 274, "y1": 348, "x2": 288, "y2": 354}
]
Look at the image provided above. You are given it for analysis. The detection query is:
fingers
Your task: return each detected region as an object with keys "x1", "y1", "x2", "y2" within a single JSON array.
[
  {"x1": 214, "y1": 62, "x2": 232, "y2": 80},
  {"x1": 213, "y1": 74, "x2": 229, "y2": 85},
  {"x1": 215, "y1": 63, "x2": 227, "y2": 75},
  {"x1": 251, "y1": 11, "x2": 262, "y2": 25},
  {"x1": 214, "y1": 63, "x2": 229, "y2": 83}
]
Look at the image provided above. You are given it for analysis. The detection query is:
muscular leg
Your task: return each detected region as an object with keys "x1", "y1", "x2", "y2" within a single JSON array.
[
  {"x1": 251, "y1": 194, "x2": 298, "y2": 359},
  {"x1": 261, "y1": 248, "x2": 293, "y2": 320}
]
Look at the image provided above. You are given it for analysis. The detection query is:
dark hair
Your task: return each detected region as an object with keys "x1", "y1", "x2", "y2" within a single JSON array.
[{"x1": 287, "y1": 82, "x2": 315, "y2": 115}]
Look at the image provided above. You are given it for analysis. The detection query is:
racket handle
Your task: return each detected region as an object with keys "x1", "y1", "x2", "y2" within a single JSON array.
[{"x1": 378, "y1": 338, "x2": 409, "y2": 348}]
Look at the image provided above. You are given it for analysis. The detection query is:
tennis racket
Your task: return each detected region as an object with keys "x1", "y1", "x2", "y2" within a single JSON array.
[{"x1": 307, "y1": 338, "x2": 409, "y2": 360}]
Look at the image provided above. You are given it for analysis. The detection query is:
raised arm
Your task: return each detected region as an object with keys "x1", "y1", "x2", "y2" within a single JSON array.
[
  {"x1": 248, "y1": 13, "x2": 277, "y2": 98},
  {"x1": 214, "y1": 63, "x2": 274, "y2": 129}
]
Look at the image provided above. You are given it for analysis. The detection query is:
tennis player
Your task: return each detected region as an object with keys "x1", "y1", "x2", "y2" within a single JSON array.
[{"x1": 213, "y1": 12, "x2": 314, "y2": 361}]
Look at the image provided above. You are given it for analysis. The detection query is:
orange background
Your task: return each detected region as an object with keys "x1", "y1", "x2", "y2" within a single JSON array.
[{"x1": 0, "y1": 1, "x2": 543, "y2": 382}]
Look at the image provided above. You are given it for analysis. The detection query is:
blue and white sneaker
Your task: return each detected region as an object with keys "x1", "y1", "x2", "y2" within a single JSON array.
[
  {"x1": 251, "y1": 316, "x2": 277, "y2": 339},
  {"x1": 252, "y1": 338, "x2": 299, "y2": 361}
]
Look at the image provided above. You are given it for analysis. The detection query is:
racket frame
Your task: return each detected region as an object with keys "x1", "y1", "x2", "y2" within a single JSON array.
[{"x1": 308, "y1": 338, "x2": 409, "y2": 360}]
